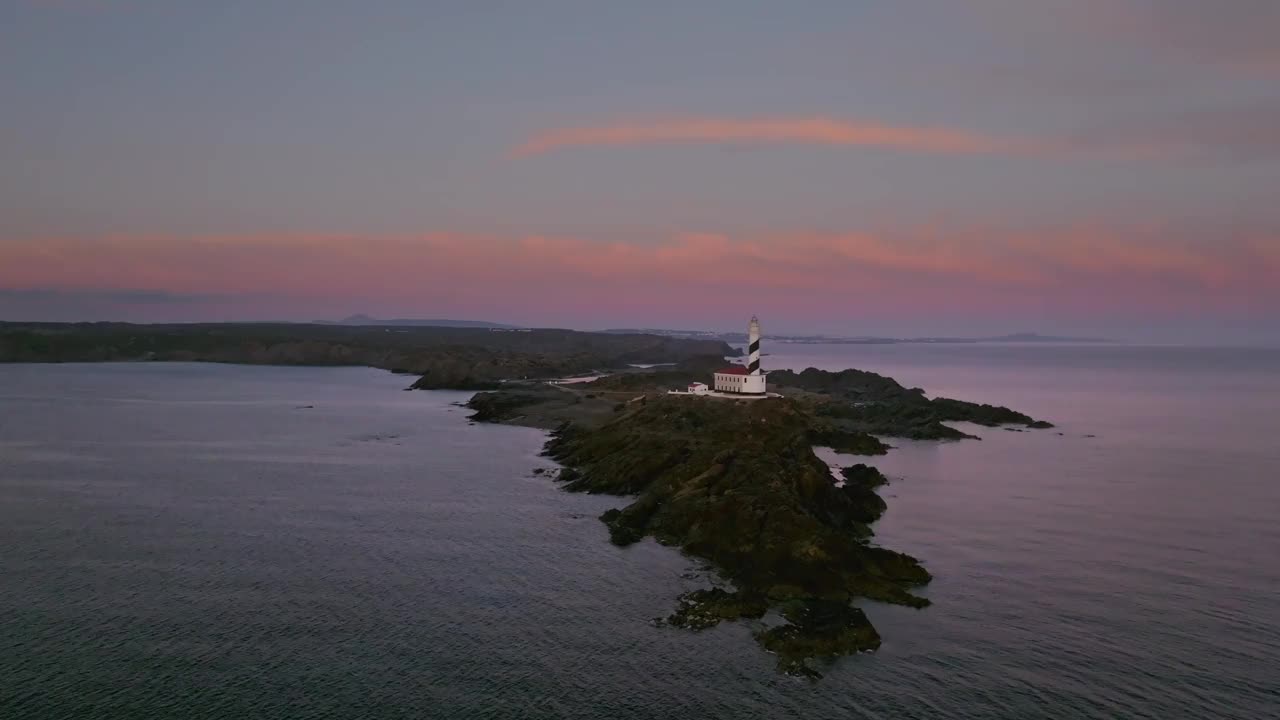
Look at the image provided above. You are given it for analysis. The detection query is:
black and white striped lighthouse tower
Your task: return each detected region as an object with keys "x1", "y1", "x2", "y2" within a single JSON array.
[{"x1": 747, "y1": 315, "x2": 762, "y2": 375}]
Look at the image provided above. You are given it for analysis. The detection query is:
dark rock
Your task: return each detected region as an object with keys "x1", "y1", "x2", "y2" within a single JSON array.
[
  {"x1": 809, "y1": 426, "x2": 890, "y2": 455},
  {"x1": 772, "y1": 367, "x2": 1052, "y2": 438},
  {"x1": 930, "y1": 397, "x2": 1039, "y2": 427},
  {"x1": 391, "y1": 355, "x2": 1046, "y2": 677},
  {"x1": 466, "y1": 391, "x2": 546, "y2": 423},
  {"x1": 545, "y1": 396, "x2": 929, "y2": 674},
  {"x1": 841, "y1": 463, "x2": 887, "y2": 487},
  {"x1": 755, "y1": 600, "x2": 882, "y2": 678},
  {"x1": 666, "y1": 588, "x2": 769, "y2": 630}
]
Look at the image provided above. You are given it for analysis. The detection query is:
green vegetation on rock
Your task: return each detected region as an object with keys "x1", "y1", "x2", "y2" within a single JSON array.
[
  {"x1": 755, "y1": 600, "x2": 883, "y2": 678},
  {"x1": 456, "y1": 364, "x2": 1052, "y2": 677},
  {"x1": 541, "y1": 396, "x2": 931, "y2": 677},
  {"x1": 771, "y1": 367, "x2": 1054, "y2": 438},
  {"x1": 808, "y1": 426, "x2": 891, "y2": 455}
]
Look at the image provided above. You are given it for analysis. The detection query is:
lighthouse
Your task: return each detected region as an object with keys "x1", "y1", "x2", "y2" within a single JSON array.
[
  {"x1": 747, "y1": 315, "x2": 762, "y2": 375},
  {"x1": 712, "y1": 316, "x2": 768, "y2": 395}
]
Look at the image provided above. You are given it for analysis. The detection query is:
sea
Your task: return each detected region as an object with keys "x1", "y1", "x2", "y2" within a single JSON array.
[{"x1": 1, "y1": 345, "x2": 1277, "y2": 719}]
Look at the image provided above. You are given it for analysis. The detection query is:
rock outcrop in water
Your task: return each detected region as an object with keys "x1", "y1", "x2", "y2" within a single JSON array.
[
  {"x1": 541, "y1": 396, "x2": 931, "y2": 677},
  {"x1": 769, "y1": 367, "x2": 1053, "y2": 439},
  {"x1": 462, "y1": 362, "x2": 1052, "y2": 677},
  {"x1": 561, "y1": 364, "x2": 1054, "y2": 441}
]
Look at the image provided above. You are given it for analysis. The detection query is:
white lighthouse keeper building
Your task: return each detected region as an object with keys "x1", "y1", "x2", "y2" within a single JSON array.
[{"x1": 712, "y1": 316, "x2": 767, "y2": 394}]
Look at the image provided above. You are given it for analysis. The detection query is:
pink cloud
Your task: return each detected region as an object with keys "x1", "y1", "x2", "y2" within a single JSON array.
[
  {"x1": 513, "y1": 106, "x2": 1280, "y2": 162},
  {"x1": 1, "y1": 228, "x2": 1273, "y2": 323},
  {"x1": 513, "y1": 116, "x2": 1013, "y2": 157}
]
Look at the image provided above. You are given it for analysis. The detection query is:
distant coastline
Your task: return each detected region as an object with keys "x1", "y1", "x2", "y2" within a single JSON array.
[
  {"x1": 602, "y1": 329, "x2": 1114, "y2": 345},
  {"x1": 0, "y1": 321, "x2": 737, "y2": 389},
  {"x1": 316, "y1": 314, "x2": 520, "y2": 329}
]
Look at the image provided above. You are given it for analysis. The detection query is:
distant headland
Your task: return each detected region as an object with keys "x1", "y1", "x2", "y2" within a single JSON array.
[{"x1": 0, "y1": 321, "x2": 736, "y2": 387}]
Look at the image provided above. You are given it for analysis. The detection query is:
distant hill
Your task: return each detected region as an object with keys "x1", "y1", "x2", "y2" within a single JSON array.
[
  {"x1": 323, "y1": 314, "x2": 520, "y2": 329},
  {"x1": 0, "y1": 321, "x2": 736, "y2": 387},
  {"x1": 599, "y1": 328, "x2": 724, "y2": 339},
  {"x1": 601, "y1": 327, "x2": 1112, "y2": 344}
]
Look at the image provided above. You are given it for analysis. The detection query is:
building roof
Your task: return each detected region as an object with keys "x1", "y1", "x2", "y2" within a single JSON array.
[{"x1": 715, "y1": 366, "x2": 750, "y2": 375}]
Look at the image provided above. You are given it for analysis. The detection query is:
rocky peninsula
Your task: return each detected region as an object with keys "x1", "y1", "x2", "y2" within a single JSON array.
[{"x1": 462, "y1": 361, "x2": 1053, "y2": 678}]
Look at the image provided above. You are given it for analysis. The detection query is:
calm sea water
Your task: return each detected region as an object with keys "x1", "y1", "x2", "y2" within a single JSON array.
[{"x1": 1, "y1": 347, "x2": 1277, "y2": 719}]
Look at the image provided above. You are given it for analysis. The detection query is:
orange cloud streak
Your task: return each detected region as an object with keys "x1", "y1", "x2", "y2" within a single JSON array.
[{"x1": 513, "y1": 116, "x2": 1013, "y2": 157}]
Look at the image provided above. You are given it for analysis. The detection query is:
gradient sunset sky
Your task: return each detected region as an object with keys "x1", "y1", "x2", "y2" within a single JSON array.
[{"x1": 2, "y1": 1, "x2": 1277, "y2": 342}]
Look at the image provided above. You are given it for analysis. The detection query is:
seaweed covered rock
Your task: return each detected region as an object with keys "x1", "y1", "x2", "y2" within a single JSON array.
[
  {"x1": 462, "y1": 362, "x2": 1049, "y2": 677},
  {"x1": 808, "y1": 426, "x2": 891, "y2": 455},
  {"x1": 836, "y1": 464, "x2": 890, "y2": 526},
  {"x1": 768, "y1": 367, "x2": 926, "y2": 403},
  {"x1": 543, "y1": 395, "x2": 931, "y2": 676},
  {"x1": 466, "y1": 391, "x2": 547, "y2": 422},
  {"x1": 929, "y1": 397, "x2": 1040, "y2": 427},
  {"x1": 772, "y1": 367, "x2": 1052, "y2": 437},
  {"x1": 465, "y1": 385, "x2": 625, "y2": 429},
  {"x1": 665, "y1": 588, "x2": 769, "y2": 630},
  {"x1": 841, "y1": 463, "x2": 888, "y2": 490},
  {"x1": 814, "y1": 400, "x2": 978, "y2": 441},
  {"x1": 756, "y1": 600, "x2": 882, "y2": 678}
]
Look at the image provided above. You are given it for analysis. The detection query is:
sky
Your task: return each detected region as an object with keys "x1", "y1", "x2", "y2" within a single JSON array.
[{"x1": 1, "y1": 0, "x2": 1277, "y2": 342}]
